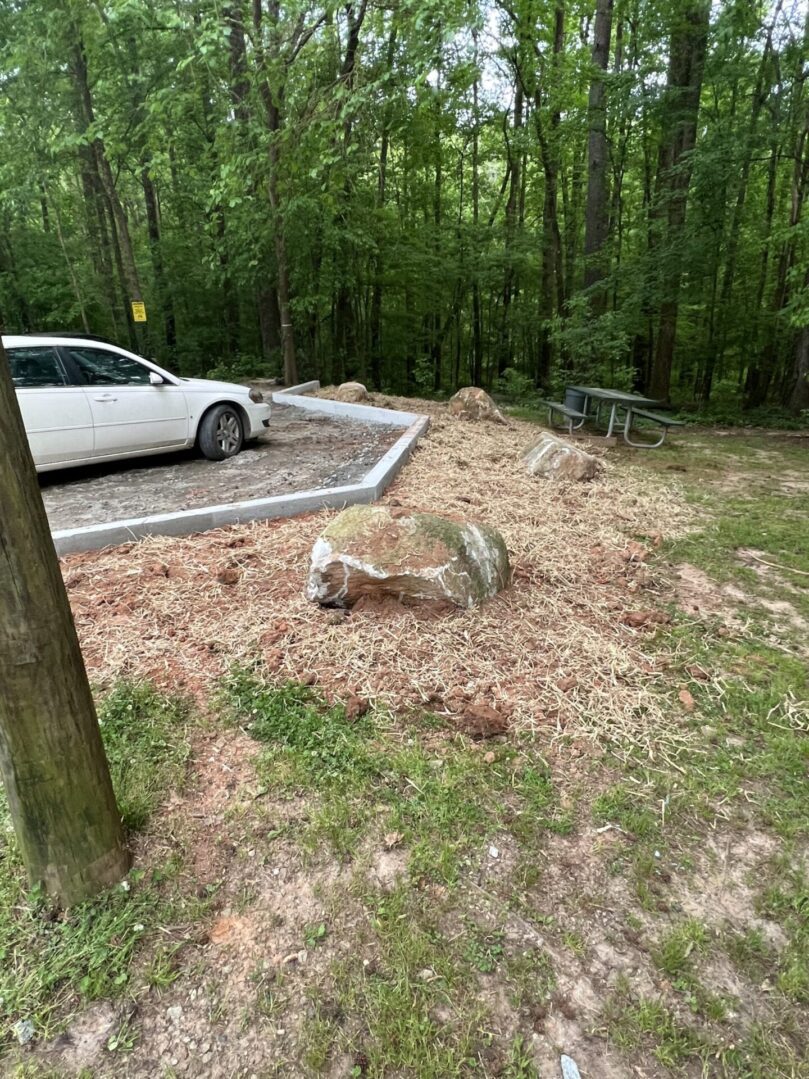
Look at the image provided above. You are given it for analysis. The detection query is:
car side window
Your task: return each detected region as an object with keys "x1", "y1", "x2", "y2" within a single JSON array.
[
  {"x1": 67, "y1": 346, "x2": 152, "y2": 386},
  {"x1": 7, "y1": 347, "x2": 68, "y2": 388}
]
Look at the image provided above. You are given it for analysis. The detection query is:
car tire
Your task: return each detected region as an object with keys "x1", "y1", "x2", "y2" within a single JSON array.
[{"x1": 198, "y1": 404, "x2": 244, "y2": 461}]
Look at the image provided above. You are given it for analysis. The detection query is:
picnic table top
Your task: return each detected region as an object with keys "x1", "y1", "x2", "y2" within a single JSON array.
[{"x1": 567, "y1": 385, "x2": 662, "y2": 407}]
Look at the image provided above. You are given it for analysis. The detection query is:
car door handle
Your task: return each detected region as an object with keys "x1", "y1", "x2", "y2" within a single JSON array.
[{"x1": 93, "y1": 394, "x2": 118, "y2": 402}]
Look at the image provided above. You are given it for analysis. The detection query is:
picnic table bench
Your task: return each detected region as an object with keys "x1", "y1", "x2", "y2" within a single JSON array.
[
  {"x1": 621, "y1": 407, "x2": 686, "y2": 448},
  {"x1": 540, "y1": 399, "x2": 588, "y2": 434},
  {"x1": 563, "y1": 385, "x2": 684, "y2": 447}
]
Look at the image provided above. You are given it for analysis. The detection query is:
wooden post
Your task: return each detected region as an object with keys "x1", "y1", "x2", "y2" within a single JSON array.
[{"x1": 0, "y1": 336, "x2": 129, "y2": 905}]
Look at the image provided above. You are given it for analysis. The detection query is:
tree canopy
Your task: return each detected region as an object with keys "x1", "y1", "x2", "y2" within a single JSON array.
[{"x1": 0, "y1": 0, "x2": 807, "y2": 413}]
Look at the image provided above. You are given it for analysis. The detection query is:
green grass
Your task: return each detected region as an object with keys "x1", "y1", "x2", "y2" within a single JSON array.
[
  {"x1": 98, "y1": 681, "x2": 191, "y2": 830},
  {"x1": 221, "y1": 671, "x2": 381, "y2": 789},
  {"x1": 0, "y1": 682, "x2": 199, "y2": 1050},
  {"x1": 758, "y1": 866, "x2": 809, "y2": 1005},
  {"x1": 321, "y1": 882, "x2": 493, "y2": 1078},
  {"x1": 223, "y1": 670, "x2": 572, "y2": 885},
  {"x1": 603, "y1": 982, "x2": 708, "y2": 1067}
]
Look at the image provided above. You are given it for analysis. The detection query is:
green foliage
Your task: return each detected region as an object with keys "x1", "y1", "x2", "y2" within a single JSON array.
[
  {"x1": 205, "y1": 354, "x2": 272, "y2": 383},
  {"x1": 97, "y1": 682, "x2": 191, "y2": 831},
  {"x1": 0, "y1": 682, "x2": 198, "y2": 1047},
  {"x1": 0, "y1": 0, "x2": 807, "y2": 411},
  {"x1": 221, "y1": 671, "x2": 379, "y2": 787}
]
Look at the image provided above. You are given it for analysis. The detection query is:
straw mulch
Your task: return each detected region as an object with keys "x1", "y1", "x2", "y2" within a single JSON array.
[{"x1": 62, "y1": 396, "x2": 694, "y2": 755}]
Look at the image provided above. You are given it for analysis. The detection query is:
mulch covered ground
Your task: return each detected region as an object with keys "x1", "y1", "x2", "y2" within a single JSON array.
[{"x1": 62, "y1": 394, "x2": 693, "y2": 757}]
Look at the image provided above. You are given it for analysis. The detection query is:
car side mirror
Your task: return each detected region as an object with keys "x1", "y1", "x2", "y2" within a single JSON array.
[{"x1": 149, "y1": 371, "x2": 164, "y2": 386}]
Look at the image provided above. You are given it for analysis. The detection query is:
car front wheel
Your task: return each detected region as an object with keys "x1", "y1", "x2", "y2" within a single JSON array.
[{"x1": 198, "y1": 404, "x2": 244, "y2": 461}]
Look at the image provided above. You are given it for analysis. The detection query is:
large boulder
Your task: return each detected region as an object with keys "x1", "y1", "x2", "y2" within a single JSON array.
[
  {"x1": 306, "y1": 504, "x2": 510, "y2": 609},
  {"x1": 448, "y1": 387, "x2": 507, "y2": 424},
  {"x1": 334, "y1": 381, "x2": 369, "y2": 403},
  {"x1": 523, "y1": 433, "x2": 599, "y2": 482}
]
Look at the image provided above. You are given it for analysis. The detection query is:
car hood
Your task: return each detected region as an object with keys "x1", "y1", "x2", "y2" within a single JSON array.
[{"x1": 179, "y1": 377, "x2": 254, "y2": 396}]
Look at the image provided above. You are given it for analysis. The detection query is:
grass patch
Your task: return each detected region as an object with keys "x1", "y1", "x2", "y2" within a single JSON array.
[
  {"x1": 326, "y1": 883, "x2": 490, "y2": 1077},
  {"x1": 603, "y1": 980, "x2": 707, "y2": 1067},
  {"x1": 222, "y1": 671, "x2": 380, "y2": 789},
  {"x1": 225, "y1": 669, "x2": 571, "y2": 883},
  {"x1": 0, "y1": 682, "x2": 197, "y2": 1050},
  {"x1": 758, "y1": 865, "x2": 809, "y2": 1005},
  {"x1": 98, "y1": 681, "x2": 191, "y2": 831}
]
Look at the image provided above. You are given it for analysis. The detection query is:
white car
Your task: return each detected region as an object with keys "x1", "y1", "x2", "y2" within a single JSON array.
[{"x1": 5, "y1": 334, "x2": 271, "y2": 473}]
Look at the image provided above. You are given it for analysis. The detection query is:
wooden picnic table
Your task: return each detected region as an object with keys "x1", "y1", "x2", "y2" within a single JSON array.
[{"x1": 567, "y1": 385, "x2": 663, "y2": 438}]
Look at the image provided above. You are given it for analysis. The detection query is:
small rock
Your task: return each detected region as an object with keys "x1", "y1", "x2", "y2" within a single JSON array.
[
  {"x1": 621, "y1": 609, "x2": 671, "y2": 629},
  {"x1": 678, "y1": 688, "x2": 695, "y2": 712},
  {"x1": 334, "y1": 381, "x2": 369, "y2": 403},
  {"x1": 13, "y1": 1020, "x2": 34, "y2": 1046},
  {"x1": 166, "y1": 1005, "x2": 183, "y2": 1023},
  {"x1": 489, "y1": 845, "x2": 500, "y2": 859},
  {"x1": 346, "y1": 695, "x2": 370, "y2": 721},
  {"x1": 448, "y1": 386, "x2": 507, "y2": 424},
  {"x1": 483, "y1": 751, "x2": 496, "y2": 764},
  {"x1": 524, "y1": 433, "x2": 599, "y2": 482}
]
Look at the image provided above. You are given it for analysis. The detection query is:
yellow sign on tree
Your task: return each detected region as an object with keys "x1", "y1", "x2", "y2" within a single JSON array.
[{"x1": 131, "y1": 301, "x2": 147, "y2": 323}]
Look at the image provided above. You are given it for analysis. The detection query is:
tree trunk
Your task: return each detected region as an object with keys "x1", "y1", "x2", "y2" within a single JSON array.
[
  {"x1": 498, "y1": 85, "x2": 523, "y2": 377},
  {"x1": 0, "y1": 336, "x2": 128, "y2": 906},
  {"x1": 703, "y1": 10, "x2": 779, "y2": 401},
  {"x1": 77, "y1": 144, "x2": 122, "y2": 339},
  {"x1": 142, "y1": 168, "x2": 176, "y2": 352},
  {"x1": 648, "y1": 2, "x2": 710, "y2": 401},
  {"x1": 253, "y1": 0, "x2": 299, "y2": 386},
  {"x1": 69, "y1": 34, "x2": 142, "y2": 350},
  {"x1": 430, "y1": 49, "x2": 444, "y2": 394},
  {"x1": 583, "y1": 0, "x2": 613, "y2": 311},
  {"x1": 533, "y1": 3, "x2": 565, "y2": 384},
  {"x1": 370, "y1": 25, "x2": 397, "y2": 390},
  {"x1": 258, "y1": 285, "x2": 282, "y2": 363},
  {"x1": 788, "y1": 266, "x2": 809, "y2": 413},
  {"x1": 471, "y1": 52, "x2": 483, "y2": 387},
  {"x1": 744, "y1": 141, "x2": 779, "y2": 406}
]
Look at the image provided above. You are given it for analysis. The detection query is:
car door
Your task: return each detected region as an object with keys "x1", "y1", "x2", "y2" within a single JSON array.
[
  {"x1": 63, "y1": 345, "x2": 189, "y2": 456},
  {"x1": 8, "y1": 345, "x2": 94, "y2": 467}
]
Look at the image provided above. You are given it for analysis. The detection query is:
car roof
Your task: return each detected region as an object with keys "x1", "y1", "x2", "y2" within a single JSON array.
[
  {"x1": 3, "y1": 332, "x2": 124, "y2": 347},
  {"x1": 37, "y1": 332, "x2": 122, "y2": 345}
]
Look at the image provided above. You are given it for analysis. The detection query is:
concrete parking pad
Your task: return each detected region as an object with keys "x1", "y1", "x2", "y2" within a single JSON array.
[{"x1": 41, "y1": 405, "x2": 401, "y2": 533}]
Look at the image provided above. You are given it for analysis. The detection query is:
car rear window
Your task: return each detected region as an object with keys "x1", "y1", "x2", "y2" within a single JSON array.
[{"x1": 7, "y1": 346, "x2": 68, "y2": 388}]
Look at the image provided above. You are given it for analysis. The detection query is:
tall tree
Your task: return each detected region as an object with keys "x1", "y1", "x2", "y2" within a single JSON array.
[
  {"x1": 649, "y1": 1, "x2": 710, "y2": 400},
  {"x1": 583, "y1": 0, "x2": 614, "y2": 311}
]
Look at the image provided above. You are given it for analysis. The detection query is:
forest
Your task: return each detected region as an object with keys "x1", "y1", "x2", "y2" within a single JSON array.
[{"x1": 0, "y1": 0, "x2": 807, "y2": 415}]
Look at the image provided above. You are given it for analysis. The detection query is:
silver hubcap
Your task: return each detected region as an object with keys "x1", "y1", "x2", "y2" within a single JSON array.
[{"x1": 216, "y1": 412, "x2": 241, "y2": 453}]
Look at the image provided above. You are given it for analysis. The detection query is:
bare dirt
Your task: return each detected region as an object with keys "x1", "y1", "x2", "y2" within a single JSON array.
[{"x1": 40, "y1": 405, "x2": 401, "y2": 531}]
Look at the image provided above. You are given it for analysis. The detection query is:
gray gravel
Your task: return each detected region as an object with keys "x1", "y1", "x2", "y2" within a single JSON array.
[{"x1": 41, "y1": 405, "x2": 400, "y2": 531}]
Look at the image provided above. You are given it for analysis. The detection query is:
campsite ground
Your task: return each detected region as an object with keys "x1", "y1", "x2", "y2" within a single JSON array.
[{"x1": 1, "y1": 397, "x2": 807, "y2": 1078}]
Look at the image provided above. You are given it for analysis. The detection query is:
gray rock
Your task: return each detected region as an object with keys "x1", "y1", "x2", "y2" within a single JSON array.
[
  {"x1": 13, "y1": 1019, "x2": 34, "y2": 1046},
  {"x1": 306, "y1": 504, "x2": 510, "y2": 609},
  {"x1": 524, "y1": 433, "x2": 599, "y2": 482},
  {"x1": 448, "y1": 386, "x2": 507, "y2": 424},
  {"x1": 334, "y1": 381, "x2": 369, "y2": 403}
]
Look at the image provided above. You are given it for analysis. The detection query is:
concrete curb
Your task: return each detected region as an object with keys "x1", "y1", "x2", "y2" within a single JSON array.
[{"x1": 51, "y1": 381, "x2": 430, "y2": 556}]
